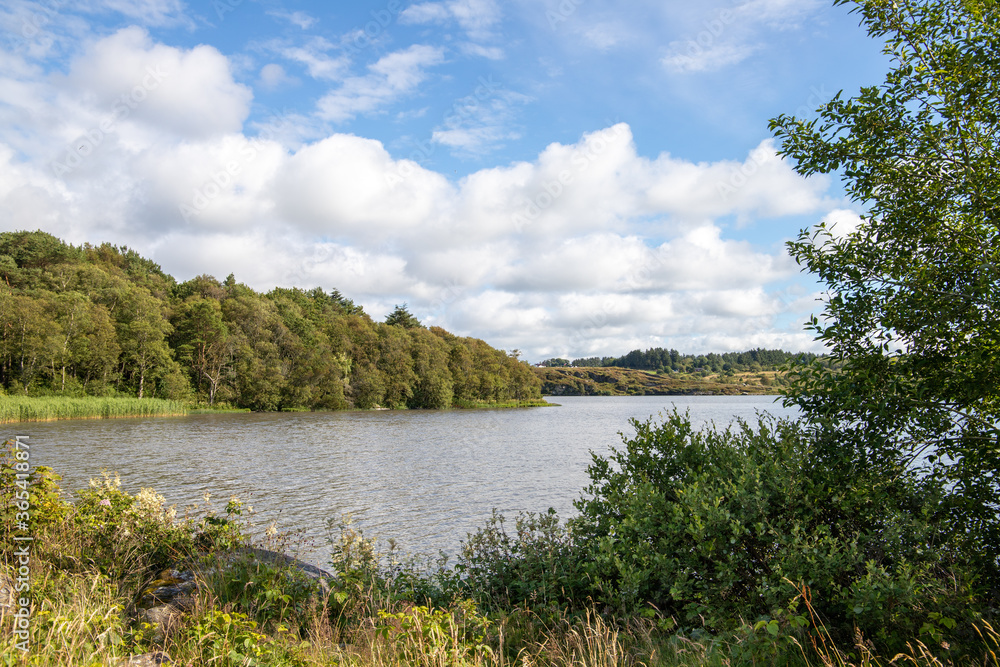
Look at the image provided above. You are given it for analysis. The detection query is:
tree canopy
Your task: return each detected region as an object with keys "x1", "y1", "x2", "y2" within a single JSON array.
[
  {"x1": 0, "y1": 231, "x2": 541, "y2": 410},
  {"x1": 770, "y1": 0, "x2": 1000, "y2": 572}
]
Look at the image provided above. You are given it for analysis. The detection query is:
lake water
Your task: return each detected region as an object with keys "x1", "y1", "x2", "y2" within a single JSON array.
[{"x1": 10, "y1": 395, "x2": 795, "y2": 568}]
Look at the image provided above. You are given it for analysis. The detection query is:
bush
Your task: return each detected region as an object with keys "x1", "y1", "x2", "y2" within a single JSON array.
[
  {"x1": 457, "y1": 509, "x2": 587, "y2": 620},
  {"x1": 570, "y1": 411, "x2": 982, "y2": 655}
]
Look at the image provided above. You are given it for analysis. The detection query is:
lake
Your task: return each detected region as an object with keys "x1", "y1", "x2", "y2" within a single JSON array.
[{"x1": 11, "y1": 395, "x2": 796, "y2": 568}]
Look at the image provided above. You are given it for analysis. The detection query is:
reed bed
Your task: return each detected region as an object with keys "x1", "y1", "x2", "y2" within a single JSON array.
[{"x1": 0, "y1": 396, "x2": 186, "y2": 423}]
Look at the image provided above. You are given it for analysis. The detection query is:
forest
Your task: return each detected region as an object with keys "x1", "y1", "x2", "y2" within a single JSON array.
[
  {"x1": 539, "y1": 347, "x2": 818, "y2": 374},
  {"x1": 0, "y1": 231, "x2": 541, "y2": 410}
]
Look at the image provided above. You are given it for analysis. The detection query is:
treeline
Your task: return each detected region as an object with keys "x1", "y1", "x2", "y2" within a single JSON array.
[
  {"x1": 540, "y1": 347, "x2": 818, "y2": 373},
  {"x1": 0, "y1": 231, "x2": 541, "y2": 410}
]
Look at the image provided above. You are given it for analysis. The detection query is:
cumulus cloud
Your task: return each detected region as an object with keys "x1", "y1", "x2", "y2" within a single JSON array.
[{"x1": 64, "y1": 27, "x2": 252, "y2": 139}]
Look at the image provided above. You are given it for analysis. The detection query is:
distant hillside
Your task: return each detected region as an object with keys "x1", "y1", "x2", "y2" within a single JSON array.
[
  {"x1": 538, "y1": 347, "x2": 818, "y2": 373},
  {"x1": 533, "y1": 367, "x2": 785, "y2": 397}
]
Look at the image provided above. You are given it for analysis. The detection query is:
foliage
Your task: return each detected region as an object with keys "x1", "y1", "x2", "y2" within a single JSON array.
[
  {"x1": 4, "y1": 450, "x2": 999, "y2": 665},
  {"x1": 376, "y1": 601, "x2": 493, "y2": 666},
  {"x1": 206, "y1": 555, "x2": 325, "y2": 633},
  {"x1": 542, "y1": 347, "x2": 818, "y2": 373},
  {"x1": 0, "y1": 437, "x2": 66, "y2": 558},
  {"x1": 564, "y1": 411, "x2": 980, "y2": 655},
  {"x1": 456, "y1": 509, "x2": 587, "y2": 619},
  {"x1": 533, "y1": 365, "x2": 774, "y2": 396},
  {"x1": 770, "y1": 0, "x2": 1000, "y2": 584},
  {"x1": 0, "y1": 231, "x2": 541, "y2": 411},
  {"x1": 178, "y1": 610, "x2": 278, "y2": 666},
  {"x1": 70, "y1": 472, "x2": 193, "y2": 583},
  {"x1": 384, "y1": 303, "x2": 424, "y2": 329}
]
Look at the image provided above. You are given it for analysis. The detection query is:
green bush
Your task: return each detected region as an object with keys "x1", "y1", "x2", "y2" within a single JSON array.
[
  {"x1": 0, "y1": 438, "x2": 67, "y2": 560},
  {"x1": 457, "y1": 509, "x2": 587, "y2": 620},
  {"x1": 207, "y1": 554, "x2": 326, "y2": 633},
  {"x1": 69, "y1": 472, "x2": 194, "y2": 583},
  {"x1": 571, "y1": 411, "x2": 981, "y2": 655}
]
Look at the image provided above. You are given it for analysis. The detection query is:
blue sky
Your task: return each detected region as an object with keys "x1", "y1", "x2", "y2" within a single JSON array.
[{"x1": 0, "y1": 0, "x2": 888, "y2": 361}]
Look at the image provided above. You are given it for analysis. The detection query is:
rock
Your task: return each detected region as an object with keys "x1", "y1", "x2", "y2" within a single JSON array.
[
  {"x1": 132, "y1": 549, "x2": 330, "y2": 644},
  {"x1": 137, "y1": 569, "x2": 198, "y2": 644},
  {"x1": 237, "y1": 547, "x2": 333, "y2": 581},
  {"x1": 140, "y1": 603, "x2": 188, "y2": 644}
]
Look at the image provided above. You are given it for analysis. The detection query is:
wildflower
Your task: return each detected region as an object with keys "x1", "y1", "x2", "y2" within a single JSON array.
[{"x1": 98, "y1": 498, "x2": 111, "y2": 508}]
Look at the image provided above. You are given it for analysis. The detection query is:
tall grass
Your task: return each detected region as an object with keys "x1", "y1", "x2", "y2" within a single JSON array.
[{"x1": 0, "y1": 396, "x2": 186, "y2": 423}]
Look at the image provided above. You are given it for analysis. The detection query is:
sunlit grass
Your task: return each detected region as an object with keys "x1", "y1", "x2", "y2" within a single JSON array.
[{"x1": 0, "y1": 396, "x2": 186, "y2": 423}]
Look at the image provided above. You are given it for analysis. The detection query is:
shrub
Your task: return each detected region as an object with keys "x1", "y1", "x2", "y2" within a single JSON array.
[
  {"x1": 457, "y1": 508, "x2": 587, "y2": 620},
  {"x1": 571, "y1": 411, "x2": 982, "y2": 655}
]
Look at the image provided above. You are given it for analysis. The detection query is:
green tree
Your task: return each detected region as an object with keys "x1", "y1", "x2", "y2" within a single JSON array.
[
  {"x1": 113, "y1": 287, "x2": 174, "y2": 398},
  {"x1": 769, "y1": 0, "x2": 1000, "y2": 575},
  {"x1": 0, "y1": 290, "x2": 60, "y2": 392},
  {"x1": 172, "y1": 298, "x2": 233, "y2": 405},
  {"x1": 384, "y1": 303, "x2": 423, "y2": 329},
  {"x1": 377, "y1": 324, "x2": 416, "y2": 408},
  {"x1": 407, "y1": 328, "x2": 453, "y2": 409},
  {"x1": 51, "y1": 292, "x2": 119, "y2": 393}
]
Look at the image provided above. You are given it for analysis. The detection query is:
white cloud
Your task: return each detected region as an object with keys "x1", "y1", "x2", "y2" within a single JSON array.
[
  {"x1": 822, "y1": 208, "x2": 865, "y2": 239},
  {"x1": 578, "y1": 20, "x2": 634, "y2": 52},
  {"x1": 316, "y1": 45, "x2": 445, "y2": 122},
  {"x1": 272, "y1": 133, "x2": 455, "y2": 240},
  {"x1": 258, "y1": 63, "x2": 294, "y2": 90},
  {"x1": 400, "y1": 0, "x2": 503, "y2": 55},
  {"x1": 277, "y1": 37, "x2": 348, "y2": 81},
  {"x1": 459, "y1": 43, "x2": 504, "y2": 60},
  {"x1": 0, "y1": 93, "x2": 831, "y2": 358},
  {"x1": 658, "y1": 0, "x2": 824, "y2": 74},
  {"x1": 662, "y1": 41, "x2": 759, "y2": 73},
  {"x1": 64, "y1": 27, "x2": 253, "y2": 139},
  {"x1": 267, "y1": 10, "x2": 317, "y2": 29},
  {"x1": 399, "y1": 2, "x2": 453, "y2": 25},
  {"x1": 401, "y1": 0, "x2": 501, "y2": 39},
  {"x1": 734, "y1": 0, "x2": 824, "y2": 29},
  {"x1": 431, "y1": 88, "x2": 530, "y2": 155},
  {"x1": 85, "y1": 0, "x2": 189, "y2": 26}
]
